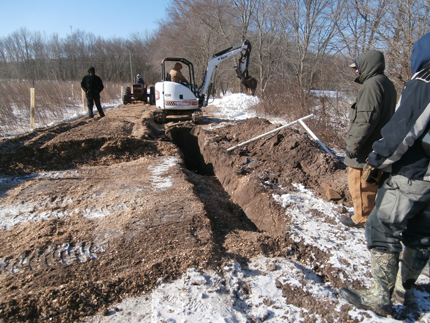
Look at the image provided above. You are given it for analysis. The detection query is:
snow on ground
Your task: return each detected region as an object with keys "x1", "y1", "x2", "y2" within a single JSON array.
[
  {"x1": 86, "y1": 180, "x2": 429, "y2": 322},
  {"x1": 2, "y1": 92, "x2": 429, "y2": 322},
  {"x1": 208, "y1": 91, "x2": 260, "y2": 120},
  {"x1": 0, "y1": 170, "x2": 82, "y2": 229},
  {"x1": 0, "y1": 99, "x2": 122, "y2": 139},
  {"x1": 148, "y1": 156, "x2": 179, "y2": 190}
]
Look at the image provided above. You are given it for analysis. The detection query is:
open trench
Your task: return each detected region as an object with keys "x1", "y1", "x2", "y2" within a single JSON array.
[
  {"x1": 166, "y1": 122, "x2": 293, "y2": 236},
  {"x1": 165, "y1": 123, "x2": 292, "y2": 263},
  {"x1": 165, "y1": 124, "x2": 269, "y2": 260},
  {"x1": 163, "y1": 120, "x2": 357, "y2": 290}
]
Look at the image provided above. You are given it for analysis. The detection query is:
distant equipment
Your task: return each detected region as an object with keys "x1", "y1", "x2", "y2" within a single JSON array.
[{"x1": 123, "y1": 83, "x2": 155, "y2": 105}]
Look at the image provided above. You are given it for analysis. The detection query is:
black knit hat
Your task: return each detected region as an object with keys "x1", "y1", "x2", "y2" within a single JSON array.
[{"x1": 88, "y1": 67, "x2": 95, "y2": 73}]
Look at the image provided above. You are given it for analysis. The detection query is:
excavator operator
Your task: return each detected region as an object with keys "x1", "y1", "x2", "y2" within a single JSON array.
[{"x1": 169, "y1": 63, "x2": 188, "y2": 84}]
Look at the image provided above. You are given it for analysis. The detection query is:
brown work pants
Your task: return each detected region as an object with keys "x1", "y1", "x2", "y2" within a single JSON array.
[{"x1": 348, "y1": 167, "x2": 378, "y2": 225}]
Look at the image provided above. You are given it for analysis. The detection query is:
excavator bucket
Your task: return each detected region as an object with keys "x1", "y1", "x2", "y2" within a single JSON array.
[
  {"x1": 234, "y1": 66, "x2": 257, "y2": 96},
  {"x1": 243, "y1": 76, "x2": 257, "y2": 96},
  {"x1": 234, "y1": 40, "x2": 257, "y2": 95}
]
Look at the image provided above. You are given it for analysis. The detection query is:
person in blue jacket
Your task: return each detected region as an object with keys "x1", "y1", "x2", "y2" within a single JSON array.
[{"x1": 340, "y1": 31, "x2": 430, "y2": 317}]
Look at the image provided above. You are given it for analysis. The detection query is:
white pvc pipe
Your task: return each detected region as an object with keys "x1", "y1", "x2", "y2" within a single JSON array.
[
  {"x1": 298, "y1": 119, "x2": 333, "y2": 156},
  {"x1": 226, "y1": 114, "x2": 314, "y2": 152}
]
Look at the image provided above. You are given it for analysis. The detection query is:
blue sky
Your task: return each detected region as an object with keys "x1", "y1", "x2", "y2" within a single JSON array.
[{"x1": 0, "y1": 0, "x2": 172, "y2": 39}]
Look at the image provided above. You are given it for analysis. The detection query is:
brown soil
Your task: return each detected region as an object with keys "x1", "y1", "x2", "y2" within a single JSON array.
[{"x1": 0, "y1": 103, "x2": 351, "y2": 322}]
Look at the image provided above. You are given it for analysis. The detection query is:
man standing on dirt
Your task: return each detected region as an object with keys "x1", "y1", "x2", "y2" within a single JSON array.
[
  {"x1": 341, "y1": 50, "x2": 397, "y2": 228},
  {"x1": 169, "y1": 63, "x2": 188, "y2": 84},
  {"x1": 81, "y1": 67, "x2": 105, "y2": 119},
  {"x1": 340, "y1": 32, "x2": 430, "y2": 318}
]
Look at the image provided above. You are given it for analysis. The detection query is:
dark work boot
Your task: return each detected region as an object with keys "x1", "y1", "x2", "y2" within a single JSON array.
[
  {"x1": 393, "y1": 246, "x2": 430, "y2": 307},
  {"x1": 340, "y1": 216, "x2": 364, "y2": 228},
  {"x1": 340, "y1": 249, "x2": 399, "y2": 317}
]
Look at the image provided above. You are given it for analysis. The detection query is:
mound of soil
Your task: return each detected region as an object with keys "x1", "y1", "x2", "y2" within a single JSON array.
[
  {"x1": 0, "y1": 103, "x2": 351, "y2": 322},
  {"x1": 189, "y1": 117, "x2": 350, "y2": 235}
]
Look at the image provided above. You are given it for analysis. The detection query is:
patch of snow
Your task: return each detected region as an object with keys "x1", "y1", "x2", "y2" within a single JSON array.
[
  {"x1": 273, "y1": 183, "x2": 372, "y2": 286},
  {"x1": 208, "y1": 92, "x2": 260, "y2": 120},
  {"x1": 147, "y1": 156, "x2": 178, "y2": 190},
  {"x1": 86, "y1": 256, "x2": 410, "y2": 323}
]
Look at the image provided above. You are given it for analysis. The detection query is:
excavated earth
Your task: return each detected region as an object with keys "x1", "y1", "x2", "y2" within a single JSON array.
[{"x1": 0, "y1": 103, "x2": 352, "y2": 322}]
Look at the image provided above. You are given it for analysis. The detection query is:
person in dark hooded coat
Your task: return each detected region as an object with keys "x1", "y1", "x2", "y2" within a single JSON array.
[
  {"x1": 341, "y1": 50, "x2": 397, "y2": 228},
  {"x1": 81, "y1": 67, "x2": 105, "y2": 118},
  {"x1": 340, "y1": 31, "x2": 430, "y2": 318}
]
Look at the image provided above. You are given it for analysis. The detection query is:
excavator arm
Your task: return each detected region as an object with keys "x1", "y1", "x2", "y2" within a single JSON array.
[{"x1": 199, "y1": 40, "x2": 255, "y2": 107}]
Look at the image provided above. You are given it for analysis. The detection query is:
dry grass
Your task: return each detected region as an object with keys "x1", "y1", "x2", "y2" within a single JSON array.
[
  {"x1": 253, "y1": 87, "x2": 352, "y2": 150},
  {"x1": 0, "y1": 80, "x2": 126, "y2": 137}
]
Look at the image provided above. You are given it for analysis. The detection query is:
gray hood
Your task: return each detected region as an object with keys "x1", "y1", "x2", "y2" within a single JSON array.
[{"x1": 355, "y1": 50, "x2": 385, "y2": 84}]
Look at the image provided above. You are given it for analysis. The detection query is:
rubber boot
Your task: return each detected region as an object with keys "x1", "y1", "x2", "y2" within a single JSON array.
[
  {"x1": 340, "y1": 249, "x2": 399, "y2": 317},
  {"x1": 393, "y1": 246, "x2": 430, "y2": 307}
]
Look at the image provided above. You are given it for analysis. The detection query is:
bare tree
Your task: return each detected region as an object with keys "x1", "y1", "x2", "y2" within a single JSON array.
[
  {"x1": 376, "y1": 0, "x2": 430, "y2": 84},
  {"x1": 251, "y1": 0, "x2": 286, "y2": 95},
  {"x1": 280, "y1": 0, "x2": 343, "y2": 108}
]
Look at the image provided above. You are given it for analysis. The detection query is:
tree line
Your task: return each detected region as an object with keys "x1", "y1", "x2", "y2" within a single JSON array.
[
  {"x1": 1, "y1": 0, "x2": 429, "y2": 109},
  {"x1": 0, "y1": 29, "x2": 153, "y2": 83}
]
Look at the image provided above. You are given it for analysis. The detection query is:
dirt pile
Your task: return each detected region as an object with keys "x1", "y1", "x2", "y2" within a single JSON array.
[
  {"x1": 0, "y1": 103, "x2": 351, "y2": 322},
  {"x1": 189, "y1": 117, "x2": 350, "y2": 235}
]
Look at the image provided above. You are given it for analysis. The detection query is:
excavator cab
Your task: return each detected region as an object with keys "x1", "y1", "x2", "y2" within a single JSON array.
[
  {"x1": 161, "y1": 58, "x2": 198, "y2": 93},
  {"x1": 154, "y1": 58, "x2": 203, "y2": 124}
]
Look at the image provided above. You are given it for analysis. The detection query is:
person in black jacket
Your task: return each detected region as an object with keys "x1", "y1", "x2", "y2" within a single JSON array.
[
  {"x1": 340, "y1": 31, "x2": 430, "y2": 318},
  {"x1": 81, "y1": 67, "x2": 105, "y2": 118}
]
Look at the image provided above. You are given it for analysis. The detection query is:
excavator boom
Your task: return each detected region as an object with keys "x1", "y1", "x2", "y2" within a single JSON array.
[{"x1": 199, "y1": 40, "x2": 256, "y2": 106}]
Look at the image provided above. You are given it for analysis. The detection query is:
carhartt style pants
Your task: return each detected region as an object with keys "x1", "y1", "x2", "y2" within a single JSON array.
[{"x1": 348, "y1": 167, "x2": 378, "y2": 225}]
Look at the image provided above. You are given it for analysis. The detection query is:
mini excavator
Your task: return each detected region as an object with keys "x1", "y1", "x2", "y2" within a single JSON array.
[{"x1": 154, "y1": 40, "x2": 256, "y2": 124}]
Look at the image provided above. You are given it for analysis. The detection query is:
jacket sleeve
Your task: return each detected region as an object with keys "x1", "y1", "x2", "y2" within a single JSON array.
[
  {"x1": 368, "y1": 79, "x2": 430, "y2": 168},
  {"x1": 177, "y1": 71, "x2": 188, "y2": 83},
  {"x1": 81, "y1": 76, "x2": 88, "y2": 92},
  {"x1": 99, "y1": 78, "x2": 104, "y2": 92},
  {"x1": 346, "y1": 79, "x2": 383, "y2": 152},
  {"x1": 97, "y1": 77, "x2": 104, "y2": 93}
]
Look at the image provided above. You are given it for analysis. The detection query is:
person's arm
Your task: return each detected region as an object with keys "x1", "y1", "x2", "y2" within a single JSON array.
[
  {"x1": 81, "y1": 76, "x2": 88, "y2": 92},
  {"x1": 368, "y1": 80, "x2": 430, "y2": 168},
  {"x1": 98, "y1": 77, "x2": 104, "y2": 93},
  {"x1": 177, "y1": 71, "x2": 188, "y2": 83}
]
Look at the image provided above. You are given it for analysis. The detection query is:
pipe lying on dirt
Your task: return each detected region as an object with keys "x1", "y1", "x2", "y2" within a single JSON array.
[
  {"x1": 227, "y1": 114, "x2": 314, "y2": 152},
  {"x1": 298, "y1": 119, "x2": 333, "y2": 156},
  {"x1": 227, "y1": 114, "x2": 334, "y2": 156}
]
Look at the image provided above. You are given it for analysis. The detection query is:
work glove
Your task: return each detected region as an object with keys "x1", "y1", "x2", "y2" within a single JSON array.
[
  {"x1": 345, "y1": 148, "x2": 358, "y2": 159},
  {"x1": 362, "y1": 163, "x2": 382, "y2": 185}
]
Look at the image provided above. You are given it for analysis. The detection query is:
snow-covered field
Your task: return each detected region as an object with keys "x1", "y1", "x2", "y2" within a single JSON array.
[
  {"x1": 0, "y1": 99, "x2": 122, "y2": 138},
  {"x1": 2, "y1": 93, "x2": 429, "y2": 322}
]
